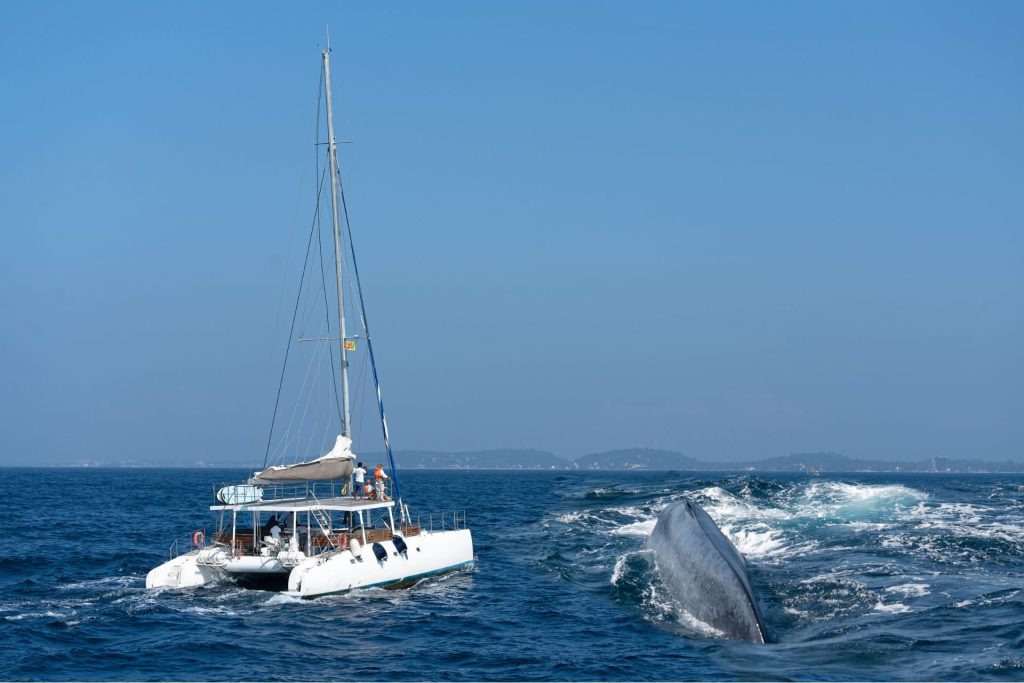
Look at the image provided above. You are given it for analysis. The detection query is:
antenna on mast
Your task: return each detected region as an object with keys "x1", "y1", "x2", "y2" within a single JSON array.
[{"x1": 326, "y1": 24, "x2": 331, "y2": 52}]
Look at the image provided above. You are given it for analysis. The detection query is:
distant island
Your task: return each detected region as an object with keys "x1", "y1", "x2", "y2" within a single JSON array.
[
  {"x1": 387, "y1": 449, "x2": 1024, "y2": 473},
  {"x1": 65, "y1": 449, "x2": 1024, "y2": 473}
]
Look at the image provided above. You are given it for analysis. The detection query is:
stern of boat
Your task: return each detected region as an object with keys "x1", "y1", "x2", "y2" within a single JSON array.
[{"x1": 146, "y1": 550, "x2": 220, "y2": 589}]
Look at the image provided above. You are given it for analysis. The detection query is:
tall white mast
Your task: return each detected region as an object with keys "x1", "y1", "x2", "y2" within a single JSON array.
[{"x1": 321, "y1": 48, "x2": 352, "y2": 437}]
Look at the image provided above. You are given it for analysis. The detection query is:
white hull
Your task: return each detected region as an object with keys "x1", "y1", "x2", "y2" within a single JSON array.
[
  {"x1": 145, "y1": 550, "x2": 219, "y2": 589},
  {"x1": 145, "y1": 529, "x2": 473, "y2": 595},
  {"x1": 291, "y1": 529, "x2": 474, "y2": 598}
]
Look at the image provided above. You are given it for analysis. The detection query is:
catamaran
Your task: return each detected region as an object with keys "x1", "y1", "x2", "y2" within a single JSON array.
[{"x1": 146, "y1": 47, "x2": 474, "y2": 597}]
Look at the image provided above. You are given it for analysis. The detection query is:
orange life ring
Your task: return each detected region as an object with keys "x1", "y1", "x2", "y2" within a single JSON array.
[{"x1": 192, "y1": 530, "x2": 205, "y2": 546}]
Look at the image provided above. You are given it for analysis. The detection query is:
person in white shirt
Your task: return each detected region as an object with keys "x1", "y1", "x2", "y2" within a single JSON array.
[{"x1": 353, "y1": 462, "x2": 367, "y2": 498}]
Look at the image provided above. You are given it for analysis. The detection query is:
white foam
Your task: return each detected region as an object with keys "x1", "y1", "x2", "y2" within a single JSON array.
[
  {"x1": 265, "y1": 592, "x2": 303, "y2": 605},
  {"x1": 719, "y1": 524, "x2": 788, "y2": 559},
  {"x1": 4, "y1": 610, "x2": 69, "y2": 621},
  {"x1": 811, "y1": 481, "x2": 925, "y2": 502},
  {"x1": 609, "y1": 549, "x2": 655, "y2": 584},
  {"x1": 610, "y1": 519, "x2": 657, "y2": 537},
  {"x1": 610, "y1": 554, "x2": 629, "y2": 585},
  {"x1": 873, "y1": 601, "x2": 911, "y2": 614},
  {"x1": 845, "y1": 521, "x2": 893, "y2": 532},
  {"x1": 885, "y1": 583, "x2": 930, "y2": 597},
  {"x1": 180, "y1": 606, "x2": 241, "y2": 618},
  {"x1": 693, "y1": 486, "x2": 789, "y2": 522},
  {"x1": 894, "y1": 502, "x2": 1024, "y2": 549},
  {"x1": 60, "y1": 576, "x2": 137, "y2": 591},
  {"x1": 553, "y1": 511, "x2": 595, "y2": 524},
  {"x1": 795, "y1": 482, "x2": 928, "y2": 520}
]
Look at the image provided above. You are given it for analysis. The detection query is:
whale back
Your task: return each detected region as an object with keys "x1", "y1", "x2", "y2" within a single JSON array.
[{"x1": 644, "y1": 499, "x2": 767, "y2": 643}]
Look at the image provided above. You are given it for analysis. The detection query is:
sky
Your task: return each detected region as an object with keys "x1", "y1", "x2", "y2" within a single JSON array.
[{"x1": 0, "y1": 2, "x2": 1021, "y2": 466}]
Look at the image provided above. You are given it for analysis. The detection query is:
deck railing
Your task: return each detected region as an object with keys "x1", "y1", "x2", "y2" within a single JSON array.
[
  {"x1": 414, "y1": 510, "x2": 468, "y2": 533},
  {"x1": 212, "y1": 478, "x2": 393, "y2": 505},
  {"x1": 167, "y1": 529, "x2": 207, "y2": 560},
  {"x1": 165, "y1": 504, "x2": 462, "y2": 561}
]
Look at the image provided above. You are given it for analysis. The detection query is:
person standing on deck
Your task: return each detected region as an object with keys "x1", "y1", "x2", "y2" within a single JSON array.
[
  {"x1": 353, "y1": 462, "x2": 367, "y2": 498},
  {"x1": 374, "y1": 464, "x2": 389, "y2": 501}
]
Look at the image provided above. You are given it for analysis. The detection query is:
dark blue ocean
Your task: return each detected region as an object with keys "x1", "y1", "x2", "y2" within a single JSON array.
[{"x1": 2, "y1": 468, "x2": 1023, "y2": 681}]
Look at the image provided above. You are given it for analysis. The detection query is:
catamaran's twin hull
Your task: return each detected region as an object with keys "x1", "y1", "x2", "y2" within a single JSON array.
[
  {"x1": 145, "y1": 529, "x2": 474, "y2": 598},
  {"x1": 291, "y1": 528, "x2": 473, "y2": 597}
]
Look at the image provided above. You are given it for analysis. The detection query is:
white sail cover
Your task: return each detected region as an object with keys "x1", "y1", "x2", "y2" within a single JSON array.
[{"x1": 256, "y1": 435, "x2": 355, "y2": 482}]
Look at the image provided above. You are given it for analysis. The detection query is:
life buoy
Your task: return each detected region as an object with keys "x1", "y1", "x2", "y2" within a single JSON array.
[{"x1": 192, "y1": 530, "x2": 205, "y2": 546}]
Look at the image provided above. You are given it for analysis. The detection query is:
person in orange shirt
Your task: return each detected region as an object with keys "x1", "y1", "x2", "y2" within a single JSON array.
[{"x1": 374, "y1": 464, "x2": 389, "y2": 500}]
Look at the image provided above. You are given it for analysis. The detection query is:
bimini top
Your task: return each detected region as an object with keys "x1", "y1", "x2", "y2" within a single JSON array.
[{"x1": 255, "y1": 434, "x2": 355, "y2": 482}]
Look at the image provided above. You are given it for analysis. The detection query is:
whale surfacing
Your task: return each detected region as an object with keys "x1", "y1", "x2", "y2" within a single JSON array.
[{"x1": 644, "y1": 500, "x2": 768, "y2": 643}]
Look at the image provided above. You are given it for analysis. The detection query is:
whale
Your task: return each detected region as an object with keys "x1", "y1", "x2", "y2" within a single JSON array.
[{"x1": 644, "y1": 499, "x2": 768, "y2": 643}]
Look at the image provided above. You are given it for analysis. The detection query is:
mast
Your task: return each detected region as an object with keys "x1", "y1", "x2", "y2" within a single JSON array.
[
  {"x1": 319, "y1": 45, "x2": 406, "y2": 521},
  {"x1": 321, "y1": 48, "x2": 352, "y2": 437}
]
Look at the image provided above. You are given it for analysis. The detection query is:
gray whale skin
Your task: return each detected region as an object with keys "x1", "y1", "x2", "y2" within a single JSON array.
[{"x1": 644, "y1": 499, "x2": 768, "y2": 643}]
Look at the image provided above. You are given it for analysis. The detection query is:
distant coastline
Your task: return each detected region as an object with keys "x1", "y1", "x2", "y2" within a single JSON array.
[{"x1": 37, "y1": 448, "x2": 1024, "y2": 473}]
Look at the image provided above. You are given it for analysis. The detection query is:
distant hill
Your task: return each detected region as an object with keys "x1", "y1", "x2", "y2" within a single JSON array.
[
  {"x1": 377, "y1": 449, "x2": 566, "y2": 470},
  {"x1": 573, "y1": 448, "x2": 705, "y2": 470},
  {"x1": 736, "y1": 452, "x2": 1024, "y2": 474},
  {"x1": 736, "y1": 452, "x2": 876, "y2": 472},
  {"x1": 56, "y1": 449, "x2": 1024, "y2": 473},
  {"x1": 569, "y1": 449, "x2": 1024, "y2": 473}
]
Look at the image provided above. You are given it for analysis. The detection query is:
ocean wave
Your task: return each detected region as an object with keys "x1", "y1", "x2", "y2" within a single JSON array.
[{"x1": 793, "y1": 481, "x2": 928, "y2": 520}]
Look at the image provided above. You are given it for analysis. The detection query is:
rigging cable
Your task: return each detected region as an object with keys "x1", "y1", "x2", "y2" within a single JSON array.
[
  {"x1": 264, "y1": 67, "x2": 323, "y2": 397},
  {"x1": 335, "y1": 172, "x2": 404, "y2": 511},
  {"x1": 261, "y1": 168, "x2": 329, "y2": 471}
]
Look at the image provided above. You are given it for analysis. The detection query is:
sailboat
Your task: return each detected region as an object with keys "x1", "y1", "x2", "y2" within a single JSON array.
[{"x1": 145, "y1": 47, "x2": 474, "y2": 597}]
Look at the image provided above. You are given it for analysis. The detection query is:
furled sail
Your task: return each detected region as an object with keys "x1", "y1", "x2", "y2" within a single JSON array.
[{"x1": 256, "y1": 434, "x2": 355, "y2": 482}]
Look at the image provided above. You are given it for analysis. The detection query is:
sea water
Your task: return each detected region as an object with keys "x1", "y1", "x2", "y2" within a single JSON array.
[{"x1": 1, "y1": 468, "x2": 1022, "y2": 680}]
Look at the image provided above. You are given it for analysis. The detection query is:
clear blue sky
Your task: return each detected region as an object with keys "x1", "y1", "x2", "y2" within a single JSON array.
[{"x1": 1, "y1": 2, "x2": 1021, "y2": 465}]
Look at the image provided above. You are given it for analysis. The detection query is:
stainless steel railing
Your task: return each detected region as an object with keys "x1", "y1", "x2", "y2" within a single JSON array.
[
  {"x1": 413, "y1": 510, "x2": 468, "y2": 533},
  {"x1": 212, "y1": 478, "x2": 393, "y2": 504},
  {"x1": 167, "y1": 529, "x2": 207, "y2": 560}
]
